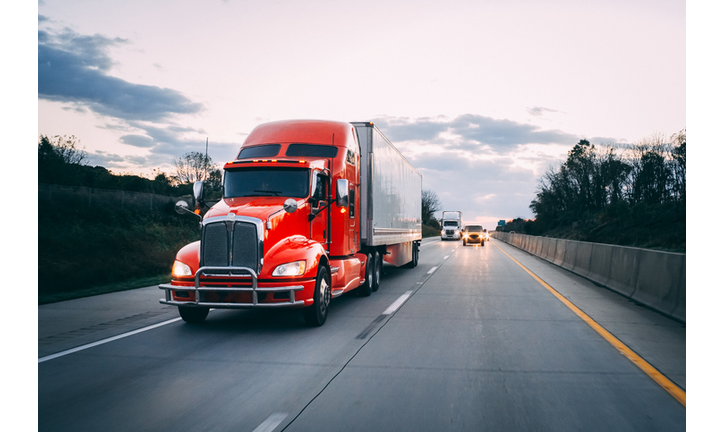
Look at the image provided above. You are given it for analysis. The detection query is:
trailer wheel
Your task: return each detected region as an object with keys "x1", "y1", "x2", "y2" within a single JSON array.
[
  {"x1": 358, "y1": 253, "x2": 374, "y2": 297},
  {"x1": 303, "y1": 266, "x2": 331, "y2": 326},
  {"x1": 372, "y1": 251, "x2": 382, "y2": 292},
  {"x1": 405, "y1": 243, "x2": 419, "y2": 268},
  {"x1": 178, "y1": 306, "x2": 209, "y2": 324}
]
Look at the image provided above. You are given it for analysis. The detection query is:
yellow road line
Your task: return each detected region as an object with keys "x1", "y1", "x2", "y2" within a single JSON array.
[{"x1": 491, "y1": 241, "x2": 686, "y2": 407}]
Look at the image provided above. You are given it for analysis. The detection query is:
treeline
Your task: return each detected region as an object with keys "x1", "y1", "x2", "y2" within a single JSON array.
[
  {"x1": 38, "y1": 135, "x2": 193, "y2": 196},
  {"x1": 526, "y1": 130, "x2": 685, "y2": 252}
]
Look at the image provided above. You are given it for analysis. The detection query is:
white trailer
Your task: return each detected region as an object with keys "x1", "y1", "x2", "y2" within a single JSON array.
[
  {"x1": 441, "y1": 210, "x2": 463, "y2": 241},
  {"x1": 353, "y1": 122, "x2": 422, "y2": 267}
]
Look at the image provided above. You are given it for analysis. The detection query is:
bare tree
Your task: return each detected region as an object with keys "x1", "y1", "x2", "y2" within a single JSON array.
[
  {"x1": 38, "y1": 135, "x2": 87, "y2": 165},
  {"x1": 173, "y1": 151, "x2": 217, "y2": 184},
  {"x1": 421, "y1": 189, "x2": 442, "y2": 225}
]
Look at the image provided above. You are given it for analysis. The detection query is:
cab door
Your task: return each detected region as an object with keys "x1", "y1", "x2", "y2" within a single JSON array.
[{"x1": 310, "y1": 171, "x2": 330, "y2": 250}]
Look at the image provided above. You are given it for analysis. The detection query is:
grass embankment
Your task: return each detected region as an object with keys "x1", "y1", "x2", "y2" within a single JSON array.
[
  {"x1": 422, "y1": 224, "x2": 440, "y2": 238},
  {"x1": 38, "y1": 202, "x2": 199, "y2": 304}
]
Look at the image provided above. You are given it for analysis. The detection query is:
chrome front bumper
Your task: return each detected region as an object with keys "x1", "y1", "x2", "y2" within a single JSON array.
[{"x1": 159, "y1": 266, "x2": 305, "y2": 308}]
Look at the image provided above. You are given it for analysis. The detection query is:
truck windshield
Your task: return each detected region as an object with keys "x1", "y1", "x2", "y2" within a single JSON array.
[
  {"x1": 224, "y1": 168, "x2": 310, "y2": 198},
  {"x1": 443, "y1": 221, "x2": 458, "y2": 227},
  {"x1": 466, "y1": 225, "x2": 483, "y2": 231}
]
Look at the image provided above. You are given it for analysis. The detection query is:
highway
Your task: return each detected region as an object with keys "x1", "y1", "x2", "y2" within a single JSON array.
[{"x1": 38, "y1": 238, "x2": 686, "y2": 431}]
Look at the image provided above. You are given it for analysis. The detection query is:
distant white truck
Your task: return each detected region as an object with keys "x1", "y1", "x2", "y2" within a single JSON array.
[{"x1": 440, "y1": 211, "x2": 463, "y2": 241}]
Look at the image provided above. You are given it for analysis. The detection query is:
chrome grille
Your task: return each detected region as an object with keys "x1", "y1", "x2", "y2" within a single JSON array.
[
  {"x1": 200, "y1": 218, "x2": 260, "y2": 273},
  {"x1": 231, "y1": 222, "x2": 258, "y2": 267}
]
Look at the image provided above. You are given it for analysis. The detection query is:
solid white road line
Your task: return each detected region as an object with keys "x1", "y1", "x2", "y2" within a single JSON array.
[
  {"x1": 382, "y1": 291, "x2": 414, "y2": 316},
  {"x1": 253, "y1": 413, "x2": 288, "y2": 432},
  {"x1": 38, "y1": 317, "x2": 183, "y2": 363}
]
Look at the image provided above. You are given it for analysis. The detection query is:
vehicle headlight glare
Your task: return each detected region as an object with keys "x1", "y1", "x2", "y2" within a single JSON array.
[
  {"x1": 272, "y1": 260, "x2": 306, "y2": 277},
  {"x1": 172, "y1": 260, "x2": 193, "y2": 277}
]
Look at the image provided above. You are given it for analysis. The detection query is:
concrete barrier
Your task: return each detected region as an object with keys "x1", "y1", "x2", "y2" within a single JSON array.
[
  {"x1": 491, "y1": 232, "x2": 685, "y2": 323},
  {"x1": 543, "y1": 238, "x2": 556, "y2": 262},
  {"x1": 561, "y1": 240, "x2": 578, "y2": 271},
  {"x1": 587, "y1": 243, "x2": 613, "y2": 288},
  {"x1": 553, "y1": 239, "x2": 566, "y2": 266},
  {"x1": 606, "y1": 246, "x2": 640, "y2": 298},
  {"x1": 572, "y1": 241, "x2": 593, "y2": 278},
  {"x1": 633, "y1": 249, "x2": 686, "y2": 320}
]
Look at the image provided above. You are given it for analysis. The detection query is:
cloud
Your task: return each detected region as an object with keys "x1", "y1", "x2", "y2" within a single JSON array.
[
  {"x1": 38, "y1": 27, "x2": 204, "y2": 122},
  {"x1": 37, "y1": 23, "x2": 232, "y2": 171},
  {"x1": 372, "y1": 114, "x2": 580, "y2": 155},
  {"x1": 527, "y1": 106, "x2": 562, "y2": 117},
  {"x1": 367, "y1": 114, "x2": 579, "y2": 224},
  {"x1": 120, "y1": 134, "x2": 155, "y2": 148}
]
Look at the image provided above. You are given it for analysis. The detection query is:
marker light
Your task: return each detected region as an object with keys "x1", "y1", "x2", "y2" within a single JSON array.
[{"x1": 340, "y1": 208, "x2": 347, "y2": 214}]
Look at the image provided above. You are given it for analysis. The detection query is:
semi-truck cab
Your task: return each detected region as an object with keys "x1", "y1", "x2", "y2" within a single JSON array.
[
  {"x1": 160, "y1": 120, "x2": 422, "y2": 326},
  {"x1": 440, "y1": 211, "x2": 463, "y2": 241}
]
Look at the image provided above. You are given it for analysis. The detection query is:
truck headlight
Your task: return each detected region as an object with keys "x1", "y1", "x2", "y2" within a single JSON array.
[
  {"x1": 172, "y1": 260, "x2": 193, "y2": 278},
  {"x1": 272, "y1": 260, "x2": 307, "y2": 277}
]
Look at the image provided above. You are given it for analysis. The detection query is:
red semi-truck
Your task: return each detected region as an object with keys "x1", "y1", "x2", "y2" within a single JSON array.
[{"x1": 160, "y1": 120, "x2": 422, "y2": 326}]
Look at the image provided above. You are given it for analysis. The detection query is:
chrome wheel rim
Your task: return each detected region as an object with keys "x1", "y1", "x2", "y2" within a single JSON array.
[{"x1": 320, "y1": 276, "x2": 330, "y2": 314}]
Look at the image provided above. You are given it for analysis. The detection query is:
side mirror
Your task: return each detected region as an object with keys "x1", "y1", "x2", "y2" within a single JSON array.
[
  {"x1": 283, "y1": 198, "x2": 298, "y2": 213},
  {"x1": 175, "y1": 199, "x2": 201, "y2": 219},
  {"x1": 175, "y1": 200, "x2": 190, "y2": 215},
  {"x1": 193, "y1": 181, "x2": 204, "y2": 201},
  {"x1": 336, "y1": 179, "x2": 349, "y2": 208}
]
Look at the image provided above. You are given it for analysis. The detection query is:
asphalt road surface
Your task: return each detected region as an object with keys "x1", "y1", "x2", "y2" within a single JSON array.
[{"x1": 38, "y1": 238, "x2": 686, "y2": 431}]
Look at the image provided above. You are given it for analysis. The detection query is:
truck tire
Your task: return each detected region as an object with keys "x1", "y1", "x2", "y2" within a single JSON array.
[
  {"x1": 178, "y1": 306, "x2": 209, "y2": 324},
  {"x1": 405, "y1": 242, "x2": 419, "y2": 268},
  {"x1": 358, "y1": 253, "x2": 374, "y2": 297},
  {"x1": 372, "y1": 251, "x2": 382, "y2": 292},
  {"x1": 463, "y1": 239, "x2": 467, "y2": 246},
  {"x1": 303, "y1": 266, "x2": 331, "y2": 326}
]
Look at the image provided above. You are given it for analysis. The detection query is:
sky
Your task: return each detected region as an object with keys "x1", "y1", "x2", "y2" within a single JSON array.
[{"x1": 34, "y1": 0, "x2": 687, "y2": 229}]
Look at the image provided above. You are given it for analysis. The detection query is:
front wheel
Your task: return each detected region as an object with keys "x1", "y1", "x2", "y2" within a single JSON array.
[
  {"x1": 303, "y1": 266, "x2": 331, "y2": 326},
  {"x1": 178, "y1": 306, "x2": 209, "y2": 324}
]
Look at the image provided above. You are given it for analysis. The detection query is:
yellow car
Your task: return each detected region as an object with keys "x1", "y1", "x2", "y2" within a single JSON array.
[{"x1": 462, "y1": 225, "x2": 485, "y2": 246}]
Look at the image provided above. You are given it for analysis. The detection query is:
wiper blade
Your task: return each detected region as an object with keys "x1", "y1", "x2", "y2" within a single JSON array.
[{"x1": 252, "y1": 189, "x2": 282, "y2": 196}]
